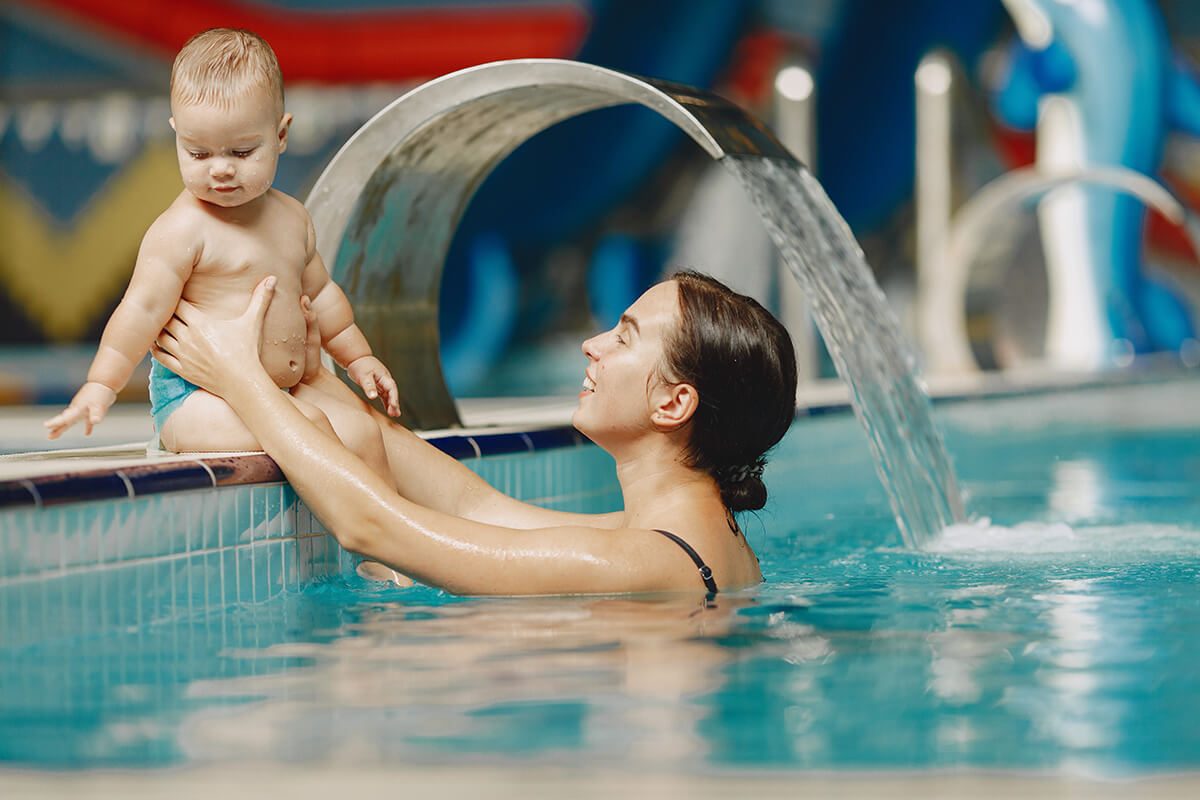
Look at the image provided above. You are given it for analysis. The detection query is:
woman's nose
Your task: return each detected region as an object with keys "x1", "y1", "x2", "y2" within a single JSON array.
[{"x1": 582, "y1": 334, "x2": 600, "y2": 360}]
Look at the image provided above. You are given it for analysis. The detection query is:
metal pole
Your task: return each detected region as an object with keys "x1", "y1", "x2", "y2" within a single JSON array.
[
  {"x1": 914, "y1": 51, "x2": 956, "y2": 373},
  {"x1": 772, "y1": 62, "x2": 818, "y2": 383}
]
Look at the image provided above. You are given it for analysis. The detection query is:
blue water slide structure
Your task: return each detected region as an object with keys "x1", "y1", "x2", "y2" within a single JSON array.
[
  {"x1": 439, "y1": 0, "x2": 748, "y2": 392},
  {"x1": 814, "y1": 0, "x2": 1004, "y2": 233},
  {"x1": 992, "y1": 0, "x2": 1200, "y2": 366}
]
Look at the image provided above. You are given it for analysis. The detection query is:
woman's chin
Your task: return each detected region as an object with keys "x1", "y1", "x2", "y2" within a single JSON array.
[{"x1": 571, "y1": 407, "x2": 595, "y2": 439}]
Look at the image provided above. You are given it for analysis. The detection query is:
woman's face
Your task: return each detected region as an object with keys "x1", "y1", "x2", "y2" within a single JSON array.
[{"x1": 573, "y1": 281, "x2": 679, "y2": 444}]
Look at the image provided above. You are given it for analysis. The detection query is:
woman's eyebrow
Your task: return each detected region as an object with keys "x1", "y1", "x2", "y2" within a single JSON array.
[{"x1": 619, "y1": 313, "x2": 640, "y2": 336}]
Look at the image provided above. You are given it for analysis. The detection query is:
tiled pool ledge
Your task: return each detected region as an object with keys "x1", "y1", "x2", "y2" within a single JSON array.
[{"x1": 0, "y1": 424, "x2": 587, "y2": 511}]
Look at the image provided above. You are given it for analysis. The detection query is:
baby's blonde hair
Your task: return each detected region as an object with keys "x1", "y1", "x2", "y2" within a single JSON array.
[{"x1": 171, "y1": 28, "x2": 284, "y2": 117}]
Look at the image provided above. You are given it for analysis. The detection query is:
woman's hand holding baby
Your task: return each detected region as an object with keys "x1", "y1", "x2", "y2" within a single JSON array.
[
  {"x1": 154, "y1": 282, "x2": 402, "y2": 420},
  {"x1": 151, "y1": 276, "x2": 279, "y2": 397},
  {"x1": 346, "y1": 355, "x2": 401, "y2": 417}
]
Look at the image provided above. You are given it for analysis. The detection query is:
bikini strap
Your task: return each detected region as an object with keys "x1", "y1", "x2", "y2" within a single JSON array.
[{"x1": 652, "y1": 529, "x2": 718, "y2": 594}]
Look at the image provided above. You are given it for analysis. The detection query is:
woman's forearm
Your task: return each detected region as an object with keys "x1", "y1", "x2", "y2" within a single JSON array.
[
  {"x1": 225, "y1": 372, "x2": 400, "y2": 541},
  {"x1": 300, "y1": 368, "x2": 517, "y2": 520},
  {"x1": 303, "y1": 367, "x2": 623, "y2": 531},
  {"x1": 226, "y1": 374, "x2": 625, "y2": 595}
]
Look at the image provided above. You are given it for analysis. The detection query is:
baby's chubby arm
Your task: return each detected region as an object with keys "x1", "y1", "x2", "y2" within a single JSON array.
[
  {"x1": 45, "y1": 213, "x2": 195, "y2": 438},
  {"x1": 300, "y1": 212, "x2": 401, "y2": 417}
]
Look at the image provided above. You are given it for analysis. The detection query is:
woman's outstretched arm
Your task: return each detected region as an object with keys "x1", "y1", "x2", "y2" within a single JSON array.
[
  {"x1": 151, "y1": 278, "x2": 681, "y2": 596},
  {"x1": 288, "y1": 293, "x2": 622, "y2": 530},
  {"x1": 297, "y1": 366, "x2": 623, "y2": 530}
]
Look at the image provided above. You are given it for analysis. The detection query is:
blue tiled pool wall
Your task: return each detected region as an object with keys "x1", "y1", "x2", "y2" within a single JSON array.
[{"x1": 0, "y1": 438, "x2": 621, "y2": 642}]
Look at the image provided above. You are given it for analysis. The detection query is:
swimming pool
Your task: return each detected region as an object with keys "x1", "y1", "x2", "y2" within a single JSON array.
[{"x1": 2, "y1": 375, "x2": 1199, "y2": 786}]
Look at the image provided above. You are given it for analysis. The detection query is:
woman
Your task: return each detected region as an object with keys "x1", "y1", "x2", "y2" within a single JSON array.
[{"x1": 152, "y1": 270, "x2": 798, "y2": 596}]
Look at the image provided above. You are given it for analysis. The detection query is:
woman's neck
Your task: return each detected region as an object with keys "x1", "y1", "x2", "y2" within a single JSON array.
[{"x1": 614, "y1": 446, "x2": 724, "y2": 530}]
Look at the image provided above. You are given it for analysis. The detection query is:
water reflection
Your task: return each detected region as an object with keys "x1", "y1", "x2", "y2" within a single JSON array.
[
  {"x1": 1024, "y1": 580, "x2": 1127, "y2": 757},
  {"x1": 927, "y1": 584, "x2": 1014, "y2": 706},
  {"x1": 178, "y1": 594, "x2": 757, "y2": 766},
  {"x1": 6, "y1": 551, "x2": 1199, "y2": 774},
  {"x1": 1048, "y1": 460, "x2": 1108, "y2": 523}
]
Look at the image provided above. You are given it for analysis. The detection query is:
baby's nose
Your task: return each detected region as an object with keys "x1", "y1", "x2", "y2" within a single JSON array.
[{"x1": 210, "y1": 159, "x2": 235, "y2": 177}]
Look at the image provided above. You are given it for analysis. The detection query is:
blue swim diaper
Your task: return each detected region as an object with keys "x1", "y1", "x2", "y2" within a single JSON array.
[{"x1": 148, "y1": 359, "x2": 200, "y2": 433}]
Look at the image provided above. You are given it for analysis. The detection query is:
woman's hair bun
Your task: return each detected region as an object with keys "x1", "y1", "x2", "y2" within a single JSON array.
[{"x1": 720, "y1": 475, "x2": 768, "y2": 512}]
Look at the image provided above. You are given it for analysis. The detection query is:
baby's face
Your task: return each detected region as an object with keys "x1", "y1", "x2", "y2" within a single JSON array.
[{"x1": 170, "y1": 89, "x2": 290, "y2": 209}]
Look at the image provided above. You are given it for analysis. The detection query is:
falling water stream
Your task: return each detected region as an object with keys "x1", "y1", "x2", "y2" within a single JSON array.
[{"x1": 724, "y1": 155, "x2": 966, "y2": 546}]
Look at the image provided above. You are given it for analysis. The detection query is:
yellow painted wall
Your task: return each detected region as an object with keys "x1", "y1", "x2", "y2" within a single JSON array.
[{"x1": 0, "y1": 144, "x2": 182, "y2": 341}]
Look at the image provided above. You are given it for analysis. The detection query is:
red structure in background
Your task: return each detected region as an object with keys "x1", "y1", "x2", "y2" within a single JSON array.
[
  {"x1": 721, "y1": 29, "x2": 792, "y2": 110},
  {"x1": 21, "y1": 0, "x2": 589, "y2": 82}
]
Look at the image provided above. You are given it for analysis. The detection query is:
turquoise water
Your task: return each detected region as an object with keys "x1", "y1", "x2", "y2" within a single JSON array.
[{"x1": 2, "y1": 382, "x2": 1200, "y2": 775}]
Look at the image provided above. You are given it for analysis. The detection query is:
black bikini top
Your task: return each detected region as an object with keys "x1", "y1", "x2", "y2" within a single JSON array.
[{"x1": 653, "y1": 529, "x2": 718, "y2": 594}]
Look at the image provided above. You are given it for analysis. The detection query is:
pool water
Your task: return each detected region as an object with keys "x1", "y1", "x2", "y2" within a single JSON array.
[{"x1": 2, "y1": 380, "x2": 1199, "y2": 776}]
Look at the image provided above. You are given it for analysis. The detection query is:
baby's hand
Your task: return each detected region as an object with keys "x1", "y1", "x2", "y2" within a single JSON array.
[
  {"x1": 44, "y1": 382, "x2": 117, "y2": 439},
  {"x1": 346, "y1": 355, "x2": 401, "y2": 417}
]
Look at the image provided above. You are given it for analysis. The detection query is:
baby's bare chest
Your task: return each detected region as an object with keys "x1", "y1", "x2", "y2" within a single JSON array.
[{"x1": 192, "y1": 212, "x2": 308, "y2": 282}]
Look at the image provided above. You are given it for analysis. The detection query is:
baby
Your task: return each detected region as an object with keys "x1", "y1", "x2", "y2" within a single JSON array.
[{"x1": 46, "y1": 28, "x2": 399, "y2": 475}]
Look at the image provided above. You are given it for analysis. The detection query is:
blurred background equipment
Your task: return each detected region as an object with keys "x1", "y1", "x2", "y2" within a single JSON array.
[
  {"x1": 3, "y1": 0, "x2": 1200, "y2": 412},
  {"x1": 918, "y1": 0, "x2": 1200, "y2": 374}
]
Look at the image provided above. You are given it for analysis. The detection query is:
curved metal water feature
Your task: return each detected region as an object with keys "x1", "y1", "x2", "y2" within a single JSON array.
[
  {"x1": 306, "y1": 59, "x2": 789, "y2": 429},
  {"x1": 306, "y1": 59, "x2": 964, "y2": 546}
]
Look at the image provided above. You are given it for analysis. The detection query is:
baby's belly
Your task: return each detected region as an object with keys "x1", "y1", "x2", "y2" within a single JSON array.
[{"x1": 260, "y1": 313, "x2": 306, "y2": 389}]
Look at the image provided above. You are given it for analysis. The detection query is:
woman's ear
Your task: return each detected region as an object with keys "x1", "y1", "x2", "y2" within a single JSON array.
[{"x1": 652, "y1": 382, "x2": 699, "y2": 431}]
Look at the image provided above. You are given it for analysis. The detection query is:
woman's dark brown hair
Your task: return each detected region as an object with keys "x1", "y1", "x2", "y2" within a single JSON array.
[{"x1": 660, "y1": 270, "x2": 798, "y2": 512}]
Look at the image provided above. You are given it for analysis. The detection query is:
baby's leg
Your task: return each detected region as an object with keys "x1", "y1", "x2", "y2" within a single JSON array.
[
  {"x1": 159, "y1": 389, "x2": 337, "y2": 452},
  {"x1": 289, "y1": 383, "x2": 397, "y2": 490},
  {"x1": 290, "y1": 382, "x2": 412, "y2": 586}
]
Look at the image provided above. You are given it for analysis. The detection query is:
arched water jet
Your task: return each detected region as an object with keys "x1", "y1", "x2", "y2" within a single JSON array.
[{"x1": 305, "y1": 59, "x2": 963, "y2": 546}]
